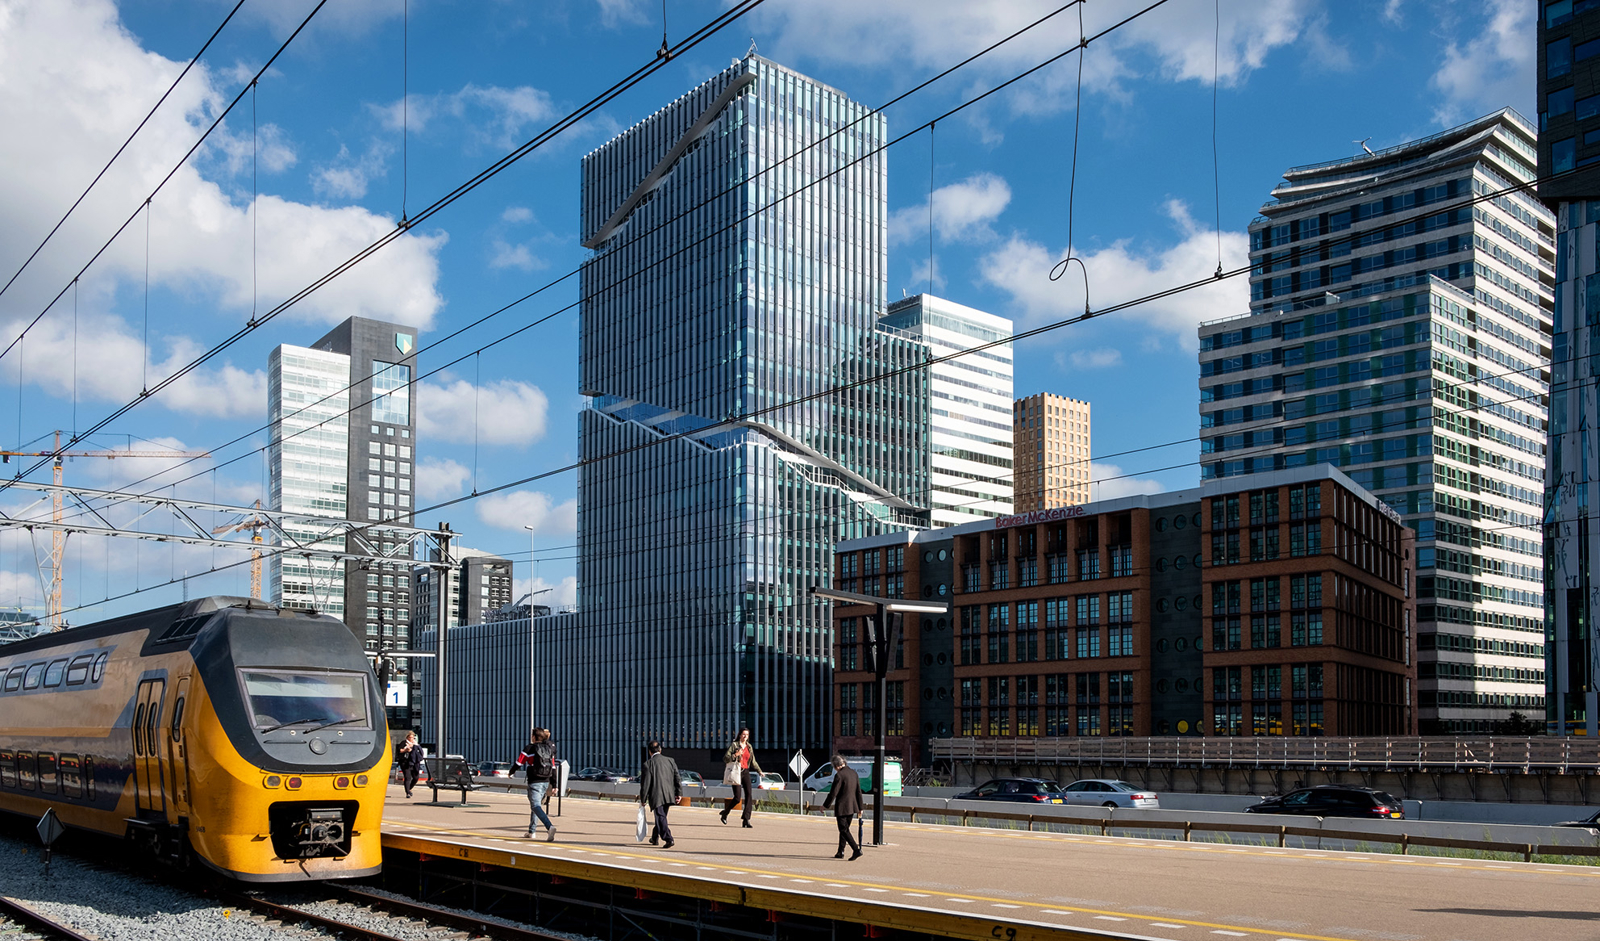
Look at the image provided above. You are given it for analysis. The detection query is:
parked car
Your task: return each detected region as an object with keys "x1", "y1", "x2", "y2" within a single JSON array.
[
  {"x1": 679, "y1": 770, "x2": 705, "y2": 788},
  {"x1": 1245, "y1": 785, "x2": 1404, "y2": 819},
  {"x1": 1060, "y1": 779, "x2": 1160, "y2": 809},
  {"x1": 757, "y1": 772, "x2": 785, "y2": 790},
  {"x1": 953, "y1": 778, "x2": 1065, "y2": 803},
  {"x1": 477, "y1": 761, "x2": 513, "y2": 778},
  {"x1": 1556, "y1": 809, "x2": 1600, "y2": 829},
  {"x1": 802, "y1": 757, "x2": 903, "y2": 795},
  {"x1": 571, "y1": 767, "x2": 633, "y2": 783}
]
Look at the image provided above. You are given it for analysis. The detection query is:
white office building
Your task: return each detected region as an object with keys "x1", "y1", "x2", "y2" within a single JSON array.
[
  {"x1": 267, "y1": 344, "x2": 351, "y2": 618},
  {"x1": 880, "y1": 294, "x2": 1014, "y2": 524}
]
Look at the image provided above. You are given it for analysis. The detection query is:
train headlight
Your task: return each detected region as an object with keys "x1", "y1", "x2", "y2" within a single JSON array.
[
  {"x1": 285, "y1": 776, "x2": 303, "y2": 790},
  {"x1": 334, "y1": 776, "x2": 351, "y2": 790},
  {"x1": 354, "y1": 774, "x2": 369, "y2": 787},
  {"x1": 264, "y1": 775, "x2": 282, "y2": 788}
]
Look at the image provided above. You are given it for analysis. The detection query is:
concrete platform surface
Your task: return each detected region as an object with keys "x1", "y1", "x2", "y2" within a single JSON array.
[{"x1": 380, "y1": 785, "x2": 1600, "y2": 941}]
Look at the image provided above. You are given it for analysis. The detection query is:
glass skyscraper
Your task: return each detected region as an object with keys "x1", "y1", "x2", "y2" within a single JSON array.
[
  {"x1": 1199, "y1": 110, "x2": 1554, "y2": 734},
  {"x1": 564, "y1": 56, "x2": 929, "y2": 768}
]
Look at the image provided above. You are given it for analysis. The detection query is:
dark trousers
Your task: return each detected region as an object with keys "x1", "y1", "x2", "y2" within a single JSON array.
[
  {"x1": 723, "y1": 770, "x2": 755, "y2": 821},
  {"x1": 650, "y1": 803, "x2": 674, "y2": 844},
  {"x1": 835, "y1": 815, "x2": 861, "y2": 855},
  {"x1": 402, "y1": 766, "x2": 420, "y2": 795}
]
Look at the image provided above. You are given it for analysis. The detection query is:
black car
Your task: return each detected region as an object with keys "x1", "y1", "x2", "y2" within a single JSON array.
[
  {"x1": 1556, "y1": 809, "x2": 1600, "y2": 829},
  {"x1": 953, "y1": 778, "x2": 1065, "y2": 804},
  {"x1": 1245, "y1": 785, "x2": 1404, "y2": 819}
]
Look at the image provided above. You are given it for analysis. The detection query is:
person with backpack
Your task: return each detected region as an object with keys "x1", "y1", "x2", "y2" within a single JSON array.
[
  {"x1": 638, "y1": 740, "x2": 681, "y2": 848},
  {"x1": 514, "y1": 727, "x2": 558, "y2": 841}
]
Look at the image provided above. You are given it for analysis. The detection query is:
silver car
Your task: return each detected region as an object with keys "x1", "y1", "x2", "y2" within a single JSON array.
[{"x1": 1061, "y1": 778, "x2": 1160, "y2": 809}]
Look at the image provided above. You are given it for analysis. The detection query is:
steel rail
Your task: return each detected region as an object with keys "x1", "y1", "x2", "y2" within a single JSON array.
[
  {"x1": 211, "y1": 890, "x2": 413, "y2": 941},
  {"x1": 335, "y1": 884, "x2": 572, "y2": 941},
  {"x1": 0, "y1": 894, "x2": 100, "y2": 941}
]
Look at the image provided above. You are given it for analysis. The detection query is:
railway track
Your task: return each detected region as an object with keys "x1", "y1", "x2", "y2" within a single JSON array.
[
  {"x1": 211, "y1": 884, "x2": 575, "y2": 941},
  {"x1": 0, "y1": 893, "x2": 100, "y2": 941}
]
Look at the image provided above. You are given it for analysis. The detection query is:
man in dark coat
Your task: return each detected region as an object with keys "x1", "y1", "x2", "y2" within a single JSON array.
[
  {"x1": 820, "y1": 755, "x2": 862, "y2": 860},
  {"x1": 638, "y1": 740, "x2": 682, "y2": 848}
]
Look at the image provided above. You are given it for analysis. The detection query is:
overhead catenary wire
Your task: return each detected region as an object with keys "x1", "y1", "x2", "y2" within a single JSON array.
[
  {"x1": 0, "y1": 0, "x2": 769, "y2": 494},
  {"x1": 0, "y1": 0, "x2": 247, "y2": 309}
]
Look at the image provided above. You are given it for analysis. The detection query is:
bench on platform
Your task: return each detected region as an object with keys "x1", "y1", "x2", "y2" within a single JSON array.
[{"x1": 422, "y1": 756, "x2": 479, "y2": 804}]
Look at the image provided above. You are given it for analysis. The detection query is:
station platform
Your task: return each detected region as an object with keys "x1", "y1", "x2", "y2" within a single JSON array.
[{"x1": 379, "y1": 784, "x2": 1600, "y2": 941}]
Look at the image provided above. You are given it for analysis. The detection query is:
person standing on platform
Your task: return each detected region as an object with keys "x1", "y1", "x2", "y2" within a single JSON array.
[
  {"x1": 514, "y1": 727, "x2": 558, "y2": 841},
  {"x1": 719, "y1": 727, "x2": 763, "y2": 828},
  {"x1": 397, "y1": 731, "x2": 424, "y2": 799},
  {"x1": 638, "y1": 740, "x2": 681, "y2": 848},
  {"x1": 821, "y1": 754, "x2": 863, "y2": 860}
]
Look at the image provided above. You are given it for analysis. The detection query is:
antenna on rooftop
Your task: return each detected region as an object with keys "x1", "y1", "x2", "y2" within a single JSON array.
[{"x1": 1354, "y1": 137, "x2": 1374, "y2": 156}]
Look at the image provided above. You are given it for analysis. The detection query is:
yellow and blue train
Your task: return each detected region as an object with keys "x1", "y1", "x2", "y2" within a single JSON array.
[{"x1": 0, "y1": 596, "x2": 390, "y2": 881}]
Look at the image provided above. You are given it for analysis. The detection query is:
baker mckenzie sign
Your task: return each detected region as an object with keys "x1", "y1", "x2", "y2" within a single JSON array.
[{"x1": 994, "y1": 506, "x2": 1087, "y2": 529}]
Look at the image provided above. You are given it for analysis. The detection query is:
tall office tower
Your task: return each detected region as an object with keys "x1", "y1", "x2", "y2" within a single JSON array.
[
  {"x1": 569, "y1": 56, "x2": 928, "y2": 768},
  {"x1": 1013, "y1": 393, "x2": 1092, "y2": 511},
  {"x1": 410, "y1": 547, "x2": 515, "y2": 633},
  {"x1": 1200, "y1": 110, "x2": 1554, "y2": 734},
  {"x1": 1539, "y1": 1, "x2": 1600, "y2": 737},
  {"x1": 879, "y1": 294, "x2": 1014, "y2": 524},
  {"x1": 269, "y1": 316, "x2": 419, "y2": 669}
]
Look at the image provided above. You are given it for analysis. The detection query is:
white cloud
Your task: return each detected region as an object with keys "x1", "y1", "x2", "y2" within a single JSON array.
[
  {"x1": 1059, "y1": 347, "x2": 1123, "y2": 369},
  {"x1": 474, "y1": 490, "x2": 577, "y2": 536},
  {"x1": 1429, "y1": 0, "x2": 1533, "y2": 125},
  {"x1": 502, "y1": 206, "x2": 534, "y2": 224},
  {"x1": 489, "y1": 239, "x2": 545, "y2": 272},
  {"x1": 1090, "y1": 461, "x2": 1167, "y2": 501},
  {"x1": 377, "y1": 85, "x2": 558, "y2": 150},
  {"x1": 416, "y1": 377, "x2": 549, "y2": 446},
  {"x1": 0, "y1": 0, "x2": 448, "y2": 405},
  {"x1": 513, "y1": 574, "x2": 578, "y2": 608},
  {"x1": 755, "y1": 0, "x2": 1321, "y2": 116},
  {"x1": 890, "y1": 172, "x2": 1012, "y2": 246},
  {"x1": 979, "y1": 200, "x2": 1248, "y2": 350},
  {"x1": 414, "y1": 457, "x2": 471, "y2": 501},
  {"x1": 595, "y1": 0, "x2": 650, "y2": 28},
  {"x1": 1382, "y1": 0, "x2": 1405, "y2": 24},
  {"x1": 210, "y1": 122, "x2": 298, "y2": 176},
  {"x1": 312, "y1": 141, "x2": 392, "y2": 200}
]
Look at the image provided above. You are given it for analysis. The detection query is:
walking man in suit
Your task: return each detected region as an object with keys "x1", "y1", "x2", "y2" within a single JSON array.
[
  {"x1": 820, "y1": 755, "x2": 862, "y2": 860},
  {"x1": 638, "y1": 740, "x2": 681, "y2": 848}
]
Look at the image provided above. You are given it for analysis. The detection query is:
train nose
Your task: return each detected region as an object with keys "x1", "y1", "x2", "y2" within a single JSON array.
[{"x1": 269, "y1": 803, "x2": 355, "y2": 859}]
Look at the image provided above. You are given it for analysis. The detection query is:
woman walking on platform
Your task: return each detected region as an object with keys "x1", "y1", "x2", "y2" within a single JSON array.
[{"x1": 719, "y1": 728, "x2": 763, "y2": 828}]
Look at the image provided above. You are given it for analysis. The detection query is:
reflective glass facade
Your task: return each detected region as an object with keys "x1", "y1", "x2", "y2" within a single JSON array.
[
  {"x1": 568, "y1": 56, "x2": 928, "y2": 767},
  {"x1": 268, "y1": 345, "x2": 350, "y2": 617}
]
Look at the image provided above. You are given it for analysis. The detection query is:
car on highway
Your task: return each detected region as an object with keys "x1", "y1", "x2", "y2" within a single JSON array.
[
  {"x1": 477, "y1": 761, "x2": 513, "y2": 778},
  {"x1": 1245, "y1": 785, "x2": 1404, "y2": 819},
  {"x1": 571, "y1": 767, "x2": 633, "y2": 783},
  {"x1": 1556, "y1": 809, "x2": 1600, "y2": 830},
  {"x1": 953, "y1": 778, "x2": 1065, "y2": 803},
  {"x1": 679, "y1": 770, "x2": 705, "y2": 788},
  {"x1": 1060, "y1": 779, "x2": 1160, "y2": 809},
  {"x1": 757, "y1": 772, "x2": 785, "y2": 790}
]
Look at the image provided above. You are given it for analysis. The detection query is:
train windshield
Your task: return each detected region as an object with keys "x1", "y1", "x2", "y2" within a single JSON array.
[{"x1": 241, "y1": 670, "x2": 369, "y2": 732}]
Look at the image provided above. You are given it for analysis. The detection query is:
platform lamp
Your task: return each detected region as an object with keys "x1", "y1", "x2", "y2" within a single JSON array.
[{"x1": 810, "y1": 586, "x2": 948, "y2": 847}]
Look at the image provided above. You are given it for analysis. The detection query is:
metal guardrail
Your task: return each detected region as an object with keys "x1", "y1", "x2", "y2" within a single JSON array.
[{"x1": 930, "y1": 736, "x2": 1600, "y2": 774}]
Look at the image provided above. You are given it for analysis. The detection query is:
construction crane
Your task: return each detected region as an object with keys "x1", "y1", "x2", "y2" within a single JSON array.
[
  {"x1": 211, "y1": 499, "x2": 269, "y2": 601},
  {"x1": 0, "y1": 430, "x2": 208, "y2": 630}
]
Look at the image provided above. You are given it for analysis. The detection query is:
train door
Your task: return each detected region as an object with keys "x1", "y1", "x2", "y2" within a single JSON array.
[
  {"x1": 166, "y1": 676, "x2": 191, "y2": 815},
  {"x1": 133, "y1": 678, "x2": 166, "y2": 816}
]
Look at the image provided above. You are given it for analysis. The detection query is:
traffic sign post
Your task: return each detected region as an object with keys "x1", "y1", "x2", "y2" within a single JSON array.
[
  {"x1": 36, "y1": 808, "x2": 64, "y2": 874},
  {"x1": 788, "y1": 750, "x2": 808, "y2": 815}
]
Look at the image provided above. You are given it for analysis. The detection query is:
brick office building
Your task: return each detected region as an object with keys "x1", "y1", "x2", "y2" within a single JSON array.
[{"x1": 830, "y1": 466, "x2": 1416, "y2": 768}]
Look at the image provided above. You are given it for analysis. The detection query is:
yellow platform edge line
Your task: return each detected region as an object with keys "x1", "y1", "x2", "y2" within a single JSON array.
[{"x1": 380, "y1": 829, "x2": 1368, "y2": 941}]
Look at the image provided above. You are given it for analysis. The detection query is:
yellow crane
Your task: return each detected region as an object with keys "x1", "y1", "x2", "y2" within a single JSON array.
[
  {"x1": 211, "y1": 500, "x2": 269, "y2": 601},
  {"x1": 0, "y1": 430, "x2": 208, "y2": 630}
]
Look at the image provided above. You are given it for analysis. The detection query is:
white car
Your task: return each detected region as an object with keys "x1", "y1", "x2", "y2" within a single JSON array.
[
  {"x1": 1060, "y1": 778, "x2": 1160, "y2": 809},
  {"x1": 756, "y1": 772, "x2": 785, "y2": 790}
]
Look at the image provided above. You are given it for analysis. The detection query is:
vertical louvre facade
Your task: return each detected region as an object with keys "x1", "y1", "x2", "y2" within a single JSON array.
[
  {"x1": 1202, "y1": 111, "x2": 1554, "y2": 734},
  {"x1": 569, "y1": 56, "x2": 928, "y2": 769}
]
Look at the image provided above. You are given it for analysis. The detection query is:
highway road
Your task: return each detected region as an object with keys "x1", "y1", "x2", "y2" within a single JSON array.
[{"x1": 382, "y1": 786, "x2": 1600, "y2": 940}]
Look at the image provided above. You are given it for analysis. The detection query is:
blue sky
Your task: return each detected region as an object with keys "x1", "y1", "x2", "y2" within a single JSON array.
[{"x1": 0, "y1": 0, "x2": 1533, "y2": 621}]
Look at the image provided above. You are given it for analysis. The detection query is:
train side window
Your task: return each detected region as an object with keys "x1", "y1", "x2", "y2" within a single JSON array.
[
  {"x1": 0, "y1": 750, "x2": 15, "y2": 788},
  {"x1": 170, "y1": 697, "x2": 186, "y2": 742},
  {"x1": 17, "y1": 752, "x2": 35, "y2": 790},
  {"x1": 3, "y1": 667, "x2": 21, "y2": 692},
  {"x1": 22, "y1": 663, "x2": 44, "y2": 689},
  {"x1": 60, "y1": 754, "x2": 82, "y2": 798},
  {"x1": 90, "y1": 652, "x2": 108, "y2": 683},
  {"x1": 37, "y1": 753, "x2": 57, "y2": 795},
  {"x1": 43, "y1": 659, "x2": 67, "y2": 687},
  {"x1": 83, "y1": 755, "x2": 95, "y2": 801},
  {"x1": 132, "y1": 702, "x2": 147, "y2": 756},
  {"x1": 65, "y1": 655, "x2": 92, "y2": 685}
]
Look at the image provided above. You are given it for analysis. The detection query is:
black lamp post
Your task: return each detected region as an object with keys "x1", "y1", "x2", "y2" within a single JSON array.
[{"x1": 811, "y1": 586, "x2": 947, "y2": 846}]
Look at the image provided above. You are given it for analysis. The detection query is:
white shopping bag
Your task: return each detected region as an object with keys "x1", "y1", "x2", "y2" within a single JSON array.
[{"x1": 635, "y1": 805, "x2": 648, "y2": 843}]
